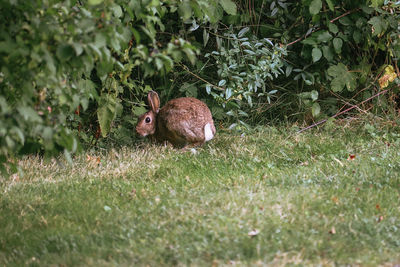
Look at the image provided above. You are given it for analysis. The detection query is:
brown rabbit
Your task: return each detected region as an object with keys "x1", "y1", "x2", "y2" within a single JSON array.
[{"x1": 136, "y1": 91, "x2": 216, "y2": 148}]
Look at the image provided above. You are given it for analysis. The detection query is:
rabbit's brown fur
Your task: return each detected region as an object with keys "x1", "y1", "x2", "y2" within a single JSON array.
[{"x1": 136, "y1": 91, "x2": 216, "y2": 148}]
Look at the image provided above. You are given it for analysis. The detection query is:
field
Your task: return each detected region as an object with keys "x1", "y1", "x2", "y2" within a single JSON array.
[{"x1": 1, "y1": 122, "x2": 400, "y2": 266}]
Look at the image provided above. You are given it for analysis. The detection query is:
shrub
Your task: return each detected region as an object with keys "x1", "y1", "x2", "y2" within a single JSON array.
[
  {"x1": 204, "y1": 27, "x2": 287, "y2": 129},
  {"x1": 0, "y1": 0, "x2": 238, "y2": 175}
]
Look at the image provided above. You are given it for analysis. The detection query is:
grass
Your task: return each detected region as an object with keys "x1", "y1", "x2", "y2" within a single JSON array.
[{"x1": 1, "y1": 121, "x2": 400, "y2": 266}]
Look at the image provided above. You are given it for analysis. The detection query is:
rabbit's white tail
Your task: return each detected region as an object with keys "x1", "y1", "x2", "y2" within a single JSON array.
[{"x1": 204, "y1": 123, "x2": 214, "y2": 142}]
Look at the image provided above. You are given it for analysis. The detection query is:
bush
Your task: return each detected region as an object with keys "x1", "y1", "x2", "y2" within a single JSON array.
[
  {"x1": 204, "y1": 27, "x2": 287, "y2": 129},
  {"x1": 266, "y1": 0, "x2": 400, "y2": 119},
  {"x1": 0, "y1": 0, "x2": 239, "y2": 175}
]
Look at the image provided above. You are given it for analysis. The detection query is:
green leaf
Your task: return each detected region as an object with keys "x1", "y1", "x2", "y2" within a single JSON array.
[
  {"x1": 64, "y1": 149, "x2": 73, "y2": 164},
  {"x1": 244, "y1": 49, "x2": 256, "y2": 55},
  {"x1": 111, "y1": 5, "x2": 123, "y2": 18},
  {"x1": 72, "y1": 42, "x2": 83, "y2": 56},
  {"x1": 325, "y1": 0, "x2": 334, "y2": 11},
  {"x1": 206, "y1": 84, "x2": 212, "y2": 94},
  {"x1": 225, "y1": 88, "x2": 233, "y2": 99},
  {"x1": 97, "y1": 95, "x2": 118, "y2": 137},
  {"x1": 131, "y1": 28, "x2": 141, "y2": 44},
  {"x1": 312, "y1": 47, "x2": 322, "y2": 62},
  {"x1": 133, "y1": 106, "x2": 147, "y2": 117},
  {"x1": 328, "y1": 23, "x2": 338, "y2": 34},
  {"x1": 330, "y1": 78, "x2": 344, "y2": 92},
  {"x1": 95, "y1": 33, "x2": 107, "y2": 48},
  {"x1": 0, "y1": 41, "x2": 12, "y2": 53},
  {"x1": 353, "y1": 31, "x2": 362, "y2": 43},
  {"x1": 18, "y1": 106, "x2": 42, "y2": 123},
  {"x1": 155, "y1": 57, "x2": 163, "y2": 70},
  {"x1": 220, "y1": 0, "x2": 237, "y2": 15},
  {"x1": 42, "y1": 127, "x2": 54, "y2": 149},
  {"x1": 327, "y1": 63, "x2": 357, "y2": 92},
  {"x1": 309, "y1": 0, "x2": 322, "y2": 15},
  {"x1": 368, "y1": 16, "x2": 388, "y2": 36},
  {"x1": 370, "y1": 0, "x2": 384, "y2": 7},
  {"x1": 180, "y1": 83, "x2": 198, "y2": 98},
  {"x1": 286, "y1": 65, "x2": 293, "y2": 77},
  {"x1": 333, "y1": 37, "x2": 343, "y2": 53},
  {"x1": 191, "y1": 1, "x2": 202, "y2": 18},
  {"x1": 339, "y1": 17, "x2": 352, "y2": 26},
  {"x1": 238, "y1": 27, "x2": 250, "y2": 38},
  {"x1": 0, "y1": 96, "x2": 9, "y2": 114},
  {"x1": 312, "y1": 102, "x2": 321, "y2": 117},
  {"x1": 88, "y1": 0, "x2": 103, "y2": 5},
  {"x1": 88, "y1": 44, "x2": 102, "y2": 59},
  {"x1": 11, "y1": 127, "x2": 24, "y2": 144},
  {"x1": 311, "y1": 90, "x2": 319, "y2": 101},
  {"x1": 56, "y1": 44, "x2": 74, "y2": 61},
  {"x1": 183, "y1": 47, "x2": 196, "y2": 65},
  {"x1": 316, "y1": 31, "x2": 333, "y2": 43},
  {"x1": 361, "y1": 5, "x2": 375, "y2": 14},
  {"x1": 322, "y1": 46, "x2": 334, "y2": 61},
  {"x1": 158, "y1": 54, "x2": 174, "y2": 72},
  {"x1": 179, "y1": 0, "x2": 192, "y2": 20},
  {"x1": 302, "y1": 38, "x2": 317, "y2": 46},
  {"x1": 203, "y1": 29, "x2": 209, "y2": 47},
  {"x1": 42, "y1": 127, "x2": 53, "y2": 141},
  {"x1": 218, "y1": 80, "x2": 227, "y2": 86}
]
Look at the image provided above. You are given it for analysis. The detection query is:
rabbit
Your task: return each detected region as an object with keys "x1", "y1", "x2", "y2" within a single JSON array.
[{"x1": 136, "y1": 91, "x2": 216, "y2": 148}]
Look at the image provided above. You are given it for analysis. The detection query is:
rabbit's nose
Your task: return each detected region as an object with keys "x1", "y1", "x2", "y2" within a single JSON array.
[{"x1": 135, "y1": 127, "x2": 147, "y2": 137}]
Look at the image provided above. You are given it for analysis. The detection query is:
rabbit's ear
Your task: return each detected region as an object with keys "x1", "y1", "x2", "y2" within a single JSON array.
[{"x1": 148, "y1": 91, "x2": 160, "y2": 113}]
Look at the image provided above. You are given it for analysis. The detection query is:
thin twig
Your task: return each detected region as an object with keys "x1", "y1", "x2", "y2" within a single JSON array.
[
  {"x1": 287, "y1": 8, "x2": 360, "y2": 47},
  {"x1": 178, "y1": 63, "x2": 225, "y2": 91},
  {"x1": 255, "y1": 0, "x2": 266, "y2": 36},
  {"x1": 329, "y1": 8, "x2": 360, "y2": 23},
  {"x1": 330, "y1": 90, "x2": 368, "y2": 114},
  {"x1": 297, "y1": 88, "x2": 390, "y2": 133}
]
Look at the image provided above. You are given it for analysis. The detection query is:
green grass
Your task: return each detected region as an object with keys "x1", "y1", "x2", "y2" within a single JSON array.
[{"x1": 1, "y1": 123, "x2": 400, "y2": 266}]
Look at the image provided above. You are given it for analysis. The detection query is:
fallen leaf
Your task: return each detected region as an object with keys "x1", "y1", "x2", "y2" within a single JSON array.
[
  {"x1": 329, "y1": 226, "x2": 336, "y2": 234},
  {"x1": 87, "y1": 155, "x2": 101, "y2": 167},
  {"x1": 332, "y1": 196, "x2": 339, "y2": 204},
  {"x1": 12, "y1": 174, "x2": 20, "y2": 182},
  {"x1": 376, "y1": 204, "x2": 381, "y2": 210},
  {"x1": 347, "y1": 154, "x2": 356, "y2": 160},
  {"x1": 41, "y1": 215, "x2": 48, "y2": 226},
  {"x1": 248, "y1": 229, "x2": 260, "y2": 237},
  {"x1": 130, "y1": 188, "x2": 136, "y2": 197},
  {"x1": 379, "y1": 65, "x2": 397, "y2": 89}
]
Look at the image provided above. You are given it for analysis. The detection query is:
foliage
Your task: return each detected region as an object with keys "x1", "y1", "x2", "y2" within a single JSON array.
[
  {"x1": 2, "y1": 0, "x2": 400, "y2": 173},
  {"x1": 204, "y1": 27, "x2": 287, "y2": 128},
  {"x1": 0, "y1": 0, "x2": 237, "y2": 174},
  {"x1": 272, "y1": 0, "x2": 400, "y2": 117},
  {"x1": 171, "y1": 0, "x2": 399, "y2": 125},
  {"x1": 2, "y1": 125, "x2": 400, "y2": 265}
]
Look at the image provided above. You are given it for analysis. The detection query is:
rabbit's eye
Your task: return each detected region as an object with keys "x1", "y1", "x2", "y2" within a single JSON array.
[{"x1": 145, "y1": 117, "x2": 151, "y2": 123}]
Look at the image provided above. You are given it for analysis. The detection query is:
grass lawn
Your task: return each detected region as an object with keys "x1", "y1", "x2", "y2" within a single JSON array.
[{"x1": 1, "y1": 122, "x2": 400, "y2": 266}]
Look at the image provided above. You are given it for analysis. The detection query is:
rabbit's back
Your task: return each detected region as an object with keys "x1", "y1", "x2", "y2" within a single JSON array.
[{"x1": 157, "y1": 97, "x2": 215, "y2": 147}]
